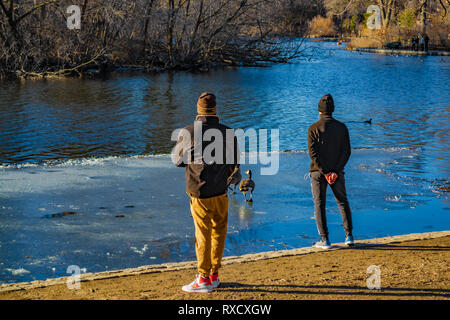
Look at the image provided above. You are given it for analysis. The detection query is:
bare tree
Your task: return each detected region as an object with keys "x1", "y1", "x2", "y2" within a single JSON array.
[
  {"x1": 1, "y1": 0, "x2": 312, "y2": 79},
  {"x1": 377, "y1": 0, "x2": 397, "y2": 28}
]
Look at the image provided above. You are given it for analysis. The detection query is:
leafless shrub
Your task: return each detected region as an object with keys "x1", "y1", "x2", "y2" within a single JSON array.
[{"x1": 0, "y1": 0, "x2": 313, "y2": 79}]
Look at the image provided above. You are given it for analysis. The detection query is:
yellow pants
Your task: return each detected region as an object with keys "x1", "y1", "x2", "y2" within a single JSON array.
[{"x1": 190, "y1": 193, "x2": 229, "y2": 278}]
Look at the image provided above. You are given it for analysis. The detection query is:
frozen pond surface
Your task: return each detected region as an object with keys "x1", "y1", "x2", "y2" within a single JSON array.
[
  {"x1": 0, "y1": 150, "x2": 448, "y2": 283},
  {"x1": 0, "y1": 41, "x2": 449, "y2": 283}
]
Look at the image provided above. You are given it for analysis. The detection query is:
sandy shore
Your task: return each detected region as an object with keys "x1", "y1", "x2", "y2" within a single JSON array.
[{"x1": 1, "y1": 231, "x2": 449, "y2": 300}]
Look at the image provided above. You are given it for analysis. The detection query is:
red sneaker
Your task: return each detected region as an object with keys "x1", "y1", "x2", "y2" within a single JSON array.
[
  {"x1": 182, "y1": 275, "x2": 213, "y2": 293},
  {"x1": 210, "y1": 272, "x2": 220, "y2": 288}
]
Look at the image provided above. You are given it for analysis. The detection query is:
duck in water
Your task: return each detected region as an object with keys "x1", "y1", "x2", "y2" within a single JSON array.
[
  {"x1": 239, "y1": 170, "x2": 255, "y2": 202},
  {"x1": 348, "y1": 118, "x2": 372, "y2": 124}
]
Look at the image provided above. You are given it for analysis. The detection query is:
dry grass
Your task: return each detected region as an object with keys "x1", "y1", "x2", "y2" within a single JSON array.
[
  {"x1": 308, "y1": 16, "x2": 337, "y2": 37},
  {"x1": 348, "y1": 14, "x2": 450, "y2": 51},
  {"x1": 346, "y1": 37, "x2": 384, "y2": 50}
]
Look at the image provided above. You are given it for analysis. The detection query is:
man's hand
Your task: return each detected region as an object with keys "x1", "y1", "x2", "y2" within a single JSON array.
[{"x1": 325, "y1": 172, "x2": 338, "y2": 185}]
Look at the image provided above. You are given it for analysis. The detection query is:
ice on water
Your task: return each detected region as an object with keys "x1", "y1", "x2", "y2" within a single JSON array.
[{"x1": 0, "y1": 149, "x2": 448, "y2": 284}]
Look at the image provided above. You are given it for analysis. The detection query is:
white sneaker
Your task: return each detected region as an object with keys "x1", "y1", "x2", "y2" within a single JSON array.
[
  {"x1": 345, "y1": 235, "x2": 355, "y2": 246},
  {"x1": 182, "y1": 275, "x2": 213, "y2": 293},
  {"x1": 314, "y1": 239, "x2": 331, "y2": 249}
]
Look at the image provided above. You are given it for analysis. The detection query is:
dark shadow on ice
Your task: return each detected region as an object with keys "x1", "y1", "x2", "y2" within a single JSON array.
[{"x1": 42, "y1": 211, "x2": 78, "y2": 218}]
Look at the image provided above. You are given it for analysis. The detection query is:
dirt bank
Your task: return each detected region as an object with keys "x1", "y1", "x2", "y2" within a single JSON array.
[{"x1": 1, "y1": 232, "x2": 449, "y2": 300}]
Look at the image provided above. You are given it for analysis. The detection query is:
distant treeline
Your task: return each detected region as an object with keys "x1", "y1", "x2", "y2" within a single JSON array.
[
  {"x1": 2, "y1": 1, "x2": 448, "y2": 79},
  {"x1": 0, "y1": 0, "x2": 324, "y2": 79},
  {"x1": 308, "y1": 0, "x2": 449, "y2": 50}
]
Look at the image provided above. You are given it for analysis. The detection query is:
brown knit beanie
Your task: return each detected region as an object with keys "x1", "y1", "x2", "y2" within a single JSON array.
[
  {"x1": 318, "y1": 94, "x2": 334, "y2": 114},
  {"x1": 197, "y1": 93, "x2": 217, "y2": 116}
]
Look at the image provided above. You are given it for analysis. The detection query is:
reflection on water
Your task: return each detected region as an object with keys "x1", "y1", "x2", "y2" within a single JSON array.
[
  {"x1": 0, "y1": 41, "x2": 449, "y2": 284},
  {"x1": 0, "y1": 42, "x2": 449, "y2": 179},
  {"x1": 237, "y1": 201, "x2": 254, "y2": 226}
]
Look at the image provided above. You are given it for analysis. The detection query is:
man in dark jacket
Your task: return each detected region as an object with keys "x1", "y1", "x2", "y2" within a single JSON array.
[
  {"x1": 307, "y1": 94, "x2": 354, "y2": 249},
  {"x1": 423, "y1": 34, "x2": 429, "y2": 51},
  {"x1": 411, "y1": 36, "x2": 418, "y2": 51},
  {"x1": 174, "y1": 93, "x2": 239, "y2": 293}
]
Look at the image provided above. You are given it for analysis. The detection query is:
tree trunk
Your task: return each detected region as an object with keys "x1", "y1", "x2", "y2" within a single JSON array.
[
  {"x1": 378, "y1": 0, "x2": 395, "y2": 28},
  {"x1": 167, "y1": 0, "x2": 176, "y2": 67},
  {"x1": 143, "y1": 0, "x2": 155, "y2": 54},
  {"x1": 420, "y1": 0, "x2": 428, "y2": 33},
  {"x1": 187, "y1": 0, "x2": 204, "y2": 57},
  {"x1": 81, "y1": 0, "x2": 88, "y2": 26}
]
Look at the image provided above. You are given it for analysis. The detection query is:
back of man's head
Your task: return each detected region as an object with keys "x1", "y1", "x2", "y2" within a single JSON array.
[
  {"x1": 197, "y1": 93, "x2": 217, "y2": 116},
  {"x1": 318, "y1": 94, "x2": 334, "y2": 115}
]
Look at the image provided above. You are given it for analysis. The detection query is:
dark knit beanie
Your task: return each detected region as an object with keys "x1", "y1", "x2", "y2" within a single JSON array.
[
  {"x1": 197, "y1": 93, "x2": 217, "y2": 116},
  {"x1": 318, "y1": 94, "x2": 334, "y2": 114}
]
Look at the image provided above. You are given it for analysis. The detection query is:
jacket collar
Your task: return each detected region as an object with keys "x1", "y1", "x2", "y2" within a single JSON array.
[
  {"x1": 195, "y1": 115, "x2": 220, "y2": 124},
  {"x1": 320, "y1": 113, "x2": 333, "y2": 120}
]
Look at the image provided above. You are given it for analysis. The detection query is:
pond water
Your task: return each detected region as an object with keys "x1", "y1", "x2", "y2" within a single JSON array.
[{"x1": 0, "y1": 41, "x2": 449, "y2": 284}]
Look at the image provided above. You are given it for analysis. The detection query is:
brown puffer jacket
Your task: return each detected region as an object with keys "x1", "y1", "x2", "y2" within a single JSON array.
[{"x1": 174, "y1": 116, "x2": 239, "y2": 198}]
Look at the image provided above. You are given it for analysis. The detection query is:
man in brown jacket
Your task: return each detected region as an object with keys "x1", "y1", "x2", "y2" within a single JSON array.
[
  {"x1": 174, "y1": 93, "x2": 239, "y2": 293},
  {"x1": 308, "y1": 94, "x2": 354, "y2": 249}
]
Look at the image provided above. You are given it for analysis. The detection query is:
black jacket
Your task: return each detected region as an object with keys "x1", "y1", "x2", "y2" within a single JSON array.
[
  {"x1": 308, "y1": 114, "x2": 351, "y2": 174},
  {"x1": 174, "y1": 116, "x2": 239, "y2": 198}
]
